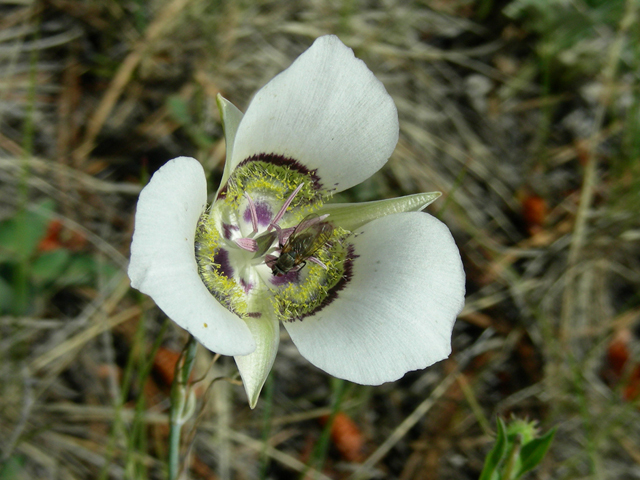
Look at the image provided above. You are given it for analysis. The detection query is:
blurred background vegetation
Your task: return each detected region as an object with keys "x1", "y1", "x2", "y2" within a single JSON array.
[{"x1": 1, "y1": 0, "x2": 639, "y2": 478}]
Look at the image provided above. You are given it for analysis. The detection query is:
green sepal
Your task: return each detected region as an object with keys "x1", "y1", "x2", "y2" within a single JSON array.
[
  {"x1": 234, "y1": 314, "x2": 280, "y2": 409},
  {"x1": 216, "y1": 94, "x2": 244, "y2": 196},
  {"x1": 318, "y1": 192, "x2": 441, "y2": 231}
]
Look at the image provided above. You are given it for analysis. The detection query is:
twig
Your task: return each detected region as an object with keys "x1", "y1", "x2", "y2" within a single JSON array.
[
  {"x1": 348, "y1": 370, "x2": 458, "y2": 480},
  {"x1": 0, "y1": 157, "x2": 142, "y2": 195},
  {"x1": 29, "y1": 276, "x2": 135, "y2": 372},
  {"x1": 74, "y1": 0, "x2": 194, "y2": 162},
  {"x1": 1, "y1": 364, "x2": 35, "y2": 462},
  {"x1": 349, "y1": 329, "x2": 496, "y2": 479},
  {"x1": 560, "y1": 0, "x2": 639, "y2": 342}
]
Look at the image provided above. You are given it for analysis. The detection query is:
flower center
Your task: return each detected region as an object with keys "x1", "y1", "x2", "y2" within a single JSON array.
[{"x1": 194, "y1": 158, "x2": 352, "y2": 321}]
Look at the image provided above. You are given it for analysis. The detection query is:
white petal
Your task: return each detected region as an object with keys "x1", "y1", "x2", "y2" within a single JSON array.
[
  {"x1": 216, "y1": 94, "x2": 244, "y2": 196},
  {"x1": 284, "y1": 212, "x2": 465, "y2": 385},
  {"x1": 128, "y1": 157, "x2": 255, "y2": 356},
  {"x1": 229, "y1": 35, "x2": 398, "y2": 193},
  {"x1": 234, "y1": 314, "x2": 280, "y2": 409}
]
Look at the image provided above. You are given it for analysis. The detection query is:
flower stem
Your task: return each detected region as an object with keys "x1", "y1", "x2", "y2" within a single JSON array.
[
  {"x1": 168, "y1": 417, "x2": 182, "y2": 480},
  {"x1": 168, "y1": 336, "x2": 198, "y2": 480}
]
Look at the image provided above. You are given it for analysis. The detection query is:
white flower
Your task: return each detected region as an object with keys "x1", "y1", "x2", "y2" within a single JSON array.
[{"x1": 128, "y1": 35, "x2": 465, "y2": 408}]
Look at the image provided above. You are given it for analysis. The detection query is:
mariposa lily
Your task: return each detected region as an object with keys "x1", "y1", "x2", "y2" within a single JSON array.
[{"x1": 128, "y1": 35, "x2": 465, "y2": 408}]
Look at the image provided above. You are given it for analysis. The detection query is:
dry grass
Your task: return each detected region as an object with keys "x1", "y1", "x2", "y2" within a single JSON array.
[{"x1": 1, "y1": 0, "x2": 640, "y2": 479}]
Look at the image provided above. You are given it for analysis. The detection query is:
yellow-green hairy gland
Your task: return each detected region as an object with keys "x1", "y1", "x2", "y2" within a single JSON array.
[
  {"x1": 194, "y1": 159, "x2": 356, "y2": 321},
  {"x1": 270, "y1": 225, "x2": 351, "y2": 322},
  {"x1": 221, "y1": 160, "x2": 324, "y2": 225},
  {"x1": 194, "y1": 213, "x2": 249, "y2": 317}
]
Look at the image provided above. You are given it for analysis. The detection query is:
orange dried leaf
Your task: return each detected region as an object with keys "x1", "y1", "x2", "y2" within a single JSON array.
[
  {"x1": 522, "y1": 195, "x2": 547, "y2": 235},
  {"x1": 607, "y1": 335, "x2": 630, "y2": 378},
  {"x1": 624, "y1": 366, "x2": 640, "y2": 402},
  {"x1": 37, "y1": 219, "x2": 87, "y2": 252},
  {"x1": 153, "y1": 346, "x2": 182, "y2": 387},
  {"x1": 604, "y1": 331, "x2": 640, "y2": 402},
  {"x1": 37, "y1": 220, "x2": 64, "y2": 252},
  {"x1": 320, "y1": 412, "x2": 365, "y2": 463}
]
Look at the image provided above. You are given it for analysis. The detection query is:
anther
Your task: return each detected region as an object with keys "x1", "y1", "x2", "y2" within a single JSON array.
[
  {"x1": 244, "y1": 193, "x2": 259, "y2": 234},
  {"x1": 269, "y1": 183, "x2": 305, "y2": 229},
  {"x1": 234, "y1": 237, "x2": 258, "y2": 252},
  {"x1": 307, "y1": 256, "x2": 328, "y2": 269}
]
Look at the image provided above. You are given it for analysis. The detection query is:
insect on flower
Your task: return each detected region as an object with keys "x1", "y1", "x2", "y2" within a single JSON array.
[{"x1": 269, "y1": 214, "x2": 334, "y2": 276}]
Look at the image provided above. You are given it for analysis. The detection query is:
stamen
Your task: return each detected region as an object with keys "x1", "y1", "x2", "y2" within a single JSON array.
[
  {"x1": 270, "y1": 183, "x2": 305, "y2": 229},
  {"x1": 235, "y1": 237, "x2": 258, "y2": 252},
  {"x1": 244, "y1": 193, "x2": 259, "y2": 234},
  {"x1": 307, "y1": 256, "x2": 328, "y2": 269}
]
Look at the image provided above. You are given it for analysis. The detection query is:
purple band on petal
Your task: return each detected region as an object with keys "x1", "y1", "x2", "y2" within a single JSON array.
[
  {"x1": 246, "y1": 312, "x2": 262, "y2": 318},
  {"x1": 243, "y1": 201, "x2": 273, "y2": 227},
  {"x1": 240, "y1": 278, "x2": 253, "y2": 293},
  {"x1": 222, "y1": 223, "x2": 239, "y2": 240},
  {"x1": 213, "y1": 248, "x2": 234, "y2": 278}
]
